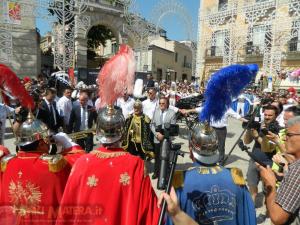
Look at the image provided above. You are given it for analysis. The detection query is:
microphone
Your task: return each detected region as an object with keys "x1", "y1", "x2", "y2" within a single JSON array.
[{"x1": 157, "y1": 138, "x2": 170, "y2": 190}]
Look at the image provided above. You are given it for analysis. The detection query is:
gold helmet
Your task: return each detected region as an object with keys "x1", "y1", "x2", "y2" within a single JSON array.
[{"x1": 16, "y1": 112, "x2": 49, "y2": 146}]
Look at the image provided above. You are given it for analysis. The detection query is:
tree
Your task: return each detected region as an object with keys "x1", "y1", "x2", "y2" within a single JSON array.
[{"x1": 87, "y1": 25, "x2": 115, "y2": 49}]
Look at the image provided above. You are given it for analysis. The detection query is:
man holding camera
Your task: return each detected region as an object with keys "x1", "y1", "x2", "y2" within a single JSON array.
[
  {"x1": 257, "y1": 116, "x2": 300, "y2": 225},
  {"x1": 150, "y1": 97, "x2": 176, "y2": 179},
  {"x1": 244, "y1": 104, "x2": 281, "y2": 201}
]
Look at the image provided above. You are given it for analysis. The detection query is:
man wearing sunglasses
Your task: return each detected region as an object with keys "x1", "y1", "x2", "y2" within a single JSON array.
[{"x1": 258, "y1": 116, "x2": 300, "y2": 225}]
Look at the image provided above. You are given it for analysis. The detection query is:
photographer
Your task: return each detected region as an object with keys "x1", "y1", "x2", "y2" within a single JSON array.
[
  {"x1": 244, "y1": 104, "x2": 281, "y2": 201},
  {"x1": 257, "y1": 116, "x2": 300, "y2": 225},
  {"x1": 150, "y1": 97, "x2": 176, "y2": 179}
]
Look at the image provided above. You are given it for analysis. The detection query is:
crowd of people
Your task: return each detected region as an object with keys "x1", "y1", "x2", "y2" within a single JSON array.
[{"x1": 0, "y1": 68, "x2": 299, "y2": 225}]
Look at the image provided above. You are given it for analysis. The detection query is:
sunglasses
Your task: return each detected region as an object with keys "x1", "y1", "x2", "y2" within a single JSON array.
[{"x1": 286, "y1": 132, "x2": 300, "y2": 137}]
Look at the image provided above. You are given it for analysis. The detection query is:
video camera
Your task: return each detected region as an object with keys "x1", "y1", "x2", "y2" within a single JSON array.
[
  {"x1": 156, "y1": 123, "x2": 182, "y2": 190},
  {"x1": 155, "y1": 123, "x2": 179, "y2": 138}
]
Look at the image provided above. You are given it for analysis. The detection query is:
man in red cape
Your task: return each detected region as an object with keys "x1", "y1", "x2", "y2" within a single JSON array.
[
  {"x1": 56, "y1": 106, "x2": 160, "y2": 225},
  {"x1": 0, "y1": 117, "x2": 71, "y2": 225}
]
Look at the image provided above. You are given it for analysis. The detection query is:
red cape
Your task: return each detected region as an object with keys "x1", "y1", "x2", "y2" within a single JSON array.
[
  {"x1": 0, "y1": 151, "x2": 71, "y2": 225},
  {"x1": 61, "y1": 145, "x2": 85, "y2": 166},
  {"x1": 0, "y1": 145, "x2": 9, "y2": 211},
  {"x1": 56, "y1": 147, "x2": 160, "y2": 225}
]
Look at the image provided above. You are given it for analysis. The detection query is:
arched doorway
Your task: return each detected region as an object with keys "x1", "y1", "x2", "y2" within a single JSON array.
[{"x1": 86, "y1": 24, "x2": 117, "y2": 69}]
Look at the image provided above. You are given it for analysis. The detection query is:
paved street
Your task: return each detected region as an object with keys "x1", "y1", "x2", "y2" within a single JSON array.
[{"x1": 3, "y1": 118, "x2": 269, "y2": 224}]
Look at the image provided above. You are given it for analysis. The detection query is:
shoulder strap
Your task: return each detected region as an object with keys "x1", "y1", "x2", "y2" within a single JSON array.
[
  {"x1": 1, "y1": 154, "x2": 16, "y2": 172},
  {"x1": 172, "y1": 170, "x2": 185, "y2": 189},
  {"x1": 40, "y1": 154, "x2": 67, "y2": 173},
  {"x1": 229, "y1": 167, "x2": 246, "y2": 186}
]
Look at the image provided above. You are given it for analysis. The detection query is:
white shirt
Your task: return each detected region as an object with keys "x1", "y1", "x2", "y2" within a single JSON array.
[
  {"x1": 57, "y1": 96, "x2": 72, "y2": 125},
  {"x1": 160, "y1": 110, "x2": 168, "y2": 128},
  {"x1": 116, "y1": 97, "x2": 135, "y2": 119},
  {"x1": 142, "y1": 98, "x2": 179, "y2": 120},
  {"x1": 196, "y1": 107, "x2": 241, "y2": 128},
  {"x1": 80, "y1": 106, "x2": 88, "y2": 131},
  {"x1": 142, "y1": 98, "x2": 159, "y2": 120}
]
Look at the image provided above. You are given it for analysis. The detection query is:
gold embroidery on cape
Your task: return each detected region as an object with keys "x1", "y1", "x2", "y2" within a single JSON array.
[
  {"x1": 119, "y1": 172, "x2": 130, "y2": 186},
  {"x1": 9, "y1": 180, "x2": 43, "y2": 216},
  {"x1": 198, "y1": 166, "x2": 223, "y2": 175},
  {"x1": 90, "y1": 150, "x2": 127, "y2": 159},
  {"x1": 87, "y1": 175, "x2": 99, "y2": 187}
]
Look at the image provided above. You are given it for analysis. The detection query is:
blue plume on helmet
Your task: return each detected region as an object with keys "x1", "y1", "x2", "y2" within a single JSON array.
[{"x1": 199, "y1": 64, "x2": 258, "y2": 122}]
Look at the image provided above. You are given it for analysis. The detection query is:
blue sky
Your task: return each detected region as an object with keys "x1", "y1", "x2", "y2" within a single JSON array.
[{"x1": 36, "y1": 0, "x2": 200, "y2": 41}]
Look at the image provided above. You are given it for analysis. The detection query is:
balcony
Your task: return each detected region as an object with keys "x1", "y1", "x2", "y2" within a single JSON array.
[
  {"x1": 205, "y1": 47, "x2": 224, "y2": 58},
  {"x1": 182, "y1": 62, "x2": 192, "y2": 69},
  {"x1": 285, "y1": 40, "x2": 300, "y2": 60}
]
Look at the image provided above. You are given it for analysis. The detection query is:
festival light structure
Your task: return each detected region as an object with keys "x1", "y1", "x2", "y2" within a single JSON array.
[{"x1": 197, "y1": 0, "x2": 300, "y2": 87}]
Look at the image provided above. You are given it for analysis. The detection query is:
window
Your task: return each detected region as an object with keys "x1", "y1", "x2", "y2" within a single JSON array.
[
  {"x1": 290, "y1": 21, "x2": 300, "y2": 52},
  {"x1": 218, "y1": 0, "x2": 228, "y2": 11},
  {"x1": 175, "y1": 52, "x2": 178, "y2": 62},
  {"x1": 183, "y1": 56, "x2": 187, "y2": 66},
  {"x1": 157, "y1": 68, "x2": 162, "y2": 81},
  {"x1": 252, "y1": 25, "x2": 268, "y2": 52},
  {"x1": 211, "y1": 30, "x2": 228, "y2": 56}
]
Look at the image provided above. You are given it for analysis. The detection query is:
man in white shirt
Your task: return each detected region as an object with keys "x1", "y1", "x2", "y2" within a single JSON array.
[
  {"x1": 142, "y1": 88, "x2": 183, "y2": 120},
  {"x1": 116, "y1": 91, "x2": 135, "y2": 119},
  {"x1": 57, "y1": 87, "x2": 73, "y2": 131},
  {"x1": 187, "y1": 107, "x2": 247, "y2": 164}
]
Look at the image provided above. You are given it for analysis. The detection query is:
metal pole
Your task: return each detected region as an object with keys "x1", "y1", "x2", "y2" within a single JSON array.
[{"x1": 157, "y1": 149, "x2": 184, "y2": 225}]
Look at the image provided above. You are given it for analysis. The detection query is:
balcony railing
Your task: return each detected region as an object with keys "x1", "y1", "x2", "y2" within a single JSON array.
[
  {"x1": 245, "y1": 45, "x2": 263, "y2": 55},
  {"x1": 205, "y1": 47, "x2": 224, "y2": 57},
  {"x1": 182, "y1": 62, "x2": 192, "y2": 69},
  {"x1": 288, "y1": 40, "x2": 300, "y2": 52}
]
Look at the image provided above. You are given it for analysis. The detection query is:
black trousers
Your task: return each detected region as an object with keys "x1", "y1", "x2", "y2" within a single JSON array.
[
  {"x1": 154, "y1": 143, "x2": 161, "y2": 176},
  {"x1": 128, "y1": 141, "x2": 146, "y2": 160},
  {"x1": 77, "y1": 134, "x2": 93, "y2": 153},
  {"x1": 213, "y1": 127, "x2": 227, "y2": 162}
]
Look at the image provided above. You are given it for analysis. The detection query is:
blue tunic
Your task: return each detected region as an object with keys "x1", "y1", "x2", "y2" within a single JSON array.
[{"x1": 166, "y1": 163, "x2": 256, "y2": 225}]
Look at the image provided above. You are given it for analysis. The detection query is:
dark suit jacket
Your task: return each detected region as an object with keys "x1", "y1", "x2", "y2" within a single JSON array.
[
  {"x1": 37, "y1": 99, "x2": 62, "y2": 132},
  {"x1": 68, "y1": 104, "x2": 97, "y2": 133},
  {"x1": 146, "y1": 80, "x2": 155, "y2": 88}
]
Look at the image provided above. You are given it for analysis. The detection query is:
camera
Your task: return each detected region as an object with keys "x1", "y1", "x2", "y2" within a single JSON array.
[
  {"x1": 264, "y1": 120, "x2": 281, "y2": 135},
  {"x1": 242, "y1": 114, "x2": 261, "y2": 130},
  {"x1": 155, "y1": 123, "x2": 179, "y2": 138}
]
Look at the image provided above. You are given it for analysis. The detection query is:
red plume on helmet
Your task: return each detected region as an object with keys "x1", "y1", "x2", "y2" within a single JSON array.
[
  {"x1": 0, "y1": 64, "x2": 35, "y2": 109},
  {"x1": 97, "y1": 44, "x2": 136, "y2": 108}
]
